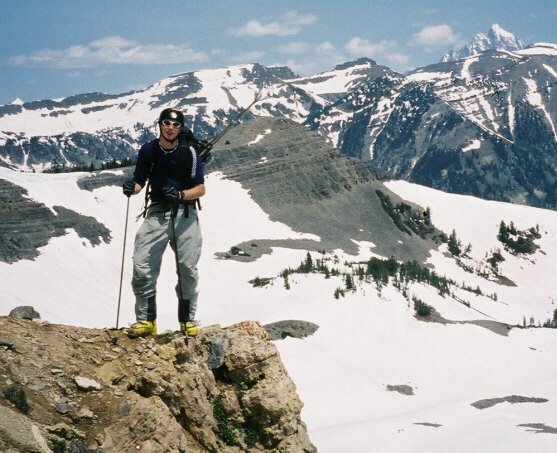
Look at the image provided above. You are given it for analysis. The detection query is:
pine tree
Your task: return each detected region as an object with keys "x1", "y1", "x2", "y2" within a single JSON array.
[
  {"x1": 448, "y1": 229, "x2": 462, "y2": 256},
  {"x1": 345, "y1": 273, "x2": 354, "y2": 290},
  {"x1": 304, "y1": 252, "x2": 313, "y2": 273},
  {"x1": 424, "y1": 207, "x2": 432, "y2": 225},
  {"x1": 497, "y1": 221, "x2": 510, "y2": 244}
]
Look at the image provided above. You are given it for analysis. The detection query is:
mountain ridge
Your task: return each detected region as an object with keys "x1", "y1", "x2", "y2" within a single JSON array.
[{"x1": 1, "y1": 27, "x2": 556, "y2": 210}]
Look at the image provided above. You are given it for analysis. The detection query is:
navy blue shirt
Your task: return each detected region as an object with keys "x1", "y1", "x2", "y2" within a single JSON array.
[{"x1": 133, "y1": 140, "x2": 205, "y2": 202}]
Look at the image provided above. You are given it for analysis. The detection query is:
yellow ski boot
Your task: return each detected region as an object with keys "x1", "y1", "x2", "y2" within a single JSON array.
[
  {"x1": 180, "y1": 321, "x2": 198, "y2": 337},
  {"x1": 128, "y1": 320, "x2": 157, "y2": 338}
]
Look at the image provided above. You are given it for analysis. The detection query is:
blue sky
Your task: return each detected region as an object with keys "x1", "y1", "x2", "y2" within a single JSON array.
[{"x1": 2, "y1": 0, "x2": 557, "y2": 104}]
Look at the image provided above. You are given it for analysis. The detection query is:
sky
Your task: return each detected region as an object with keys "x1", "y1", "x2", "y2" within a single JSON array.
[{"x1": 1, "y1": 0, "x2": 557, "y2": 105}]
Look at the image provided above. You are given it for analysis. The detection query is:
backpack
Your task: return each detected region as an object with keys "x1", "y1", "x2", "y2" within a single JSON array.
[
  {"x1": 179, "y1": 127, "x2": 213, "y2": 164},
  {"x1": 141, "y1": 127, "x2": 211, "y2": 217}
]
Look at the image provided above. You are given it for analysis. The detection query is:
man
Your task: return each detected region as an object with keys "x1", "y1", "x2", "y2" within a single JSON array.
[{"x1": 122, "y1": 108, "x2": 205, "y2": 338}]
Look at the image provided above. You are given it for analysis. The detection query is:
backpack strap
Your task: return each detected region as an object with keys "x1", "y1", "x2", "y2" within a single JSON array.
[
  {"x1": 139, "y1": 131, "x2": 203, "y2": 218},
  {"x1": 176, "y1": 138, "x2": 203, "y2": 217},
  {"x1": 140, "y1": 139, "x2": 159, "y2": 218}
]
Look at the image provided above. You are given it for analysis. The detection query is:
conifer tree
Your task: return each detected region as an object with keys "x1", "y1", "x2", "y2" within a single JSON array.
[
  {"x1": 497, "y1": 221, "x2": 509, "y2": 243},
  {"x1": 304, "y1": 252, "x2": 313, "y2": 273},
  {"x1": 448, "y1": 229, "x2": 462, "y2": 256},
  {"x1": 345, "y1": 273, "x2": 354, "y2": 290}
]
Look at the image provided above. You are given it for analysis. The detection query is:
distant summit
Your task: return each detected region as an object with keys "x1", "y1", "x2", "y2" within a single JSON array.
[
  {"x1": 334, "y1": 57, "x2": 377, "y2": 71},
  {"x1": 441, "y1": 23, "x2": 526, "y2": 62}
]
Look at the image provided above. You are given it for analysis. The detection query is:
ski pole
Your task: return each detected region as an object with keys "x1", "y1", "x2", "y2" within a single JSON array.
[
  {"x1": 116, "y1": 195, "x2": 130, "y2": 329},
  {"x1": 197, "y1": 89, "x2": 264, "y2": 161},
  {"x1": 208, "y1": 89, "x2": 263, "y2": 146}
]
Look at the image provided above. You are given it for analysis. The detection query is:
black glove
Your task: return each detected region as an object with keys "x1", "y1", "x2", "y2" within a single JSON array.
[
  {"x1": 122, "y1": 179, "x2": 135, "y2": 197},
  {"x1": 162, "y1": 185, "x2": 181, "y2": 203}
]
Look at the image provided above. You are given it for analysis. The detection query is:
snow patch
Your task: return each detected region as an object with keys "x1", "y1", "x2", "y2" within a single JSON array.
[
  {"x1": 291, "y1": 62, "x2": 375, "y2": 96},
  {"x1": 524, "y1": 77, "x2": 557, "y2": 141},
  {"x1": 508, "y1": 90, "x2": 515, "y2": 137},
  {"x1": 462, "y1": 139, "x2": 482, "y2": 152},
  {"x1": 517, "y1": 43, "x2": 557, "y2": 56},
  {"x1": 1, "y1": 167, "x2": 557, "y2": 453},
  {"x1": 406, "y1": 71, "x2": 452, "y2": 83},
  {"x1": 460, "y1": 56, "x2": 480, "y2": 81},
  {"x1": 542, "y1": 64, "x2": 557, "y2": 80},
  {"x1": 248, "y1": 128, "x2": 272, "y2": 146}
]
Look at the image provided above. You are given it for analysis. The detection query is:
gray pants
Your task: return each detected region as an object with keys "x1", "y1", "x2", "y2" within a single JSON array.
[{"x1": 132, "y1": 204, "x2": 202, "y2": 322}]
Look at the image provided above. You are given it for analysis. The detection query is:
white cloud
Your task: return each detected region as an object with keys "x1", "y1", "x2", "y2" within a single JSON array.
[
  {"x1": 224, "y1": 50, "x2": 266, "y2": 64},
  {"x1": 276, "y1": 42, "x2": 347, "y2": 76},
  {"x1": 344, "y1": 37, "x2": 411, "y2": 71},
  {"x1": 276, "y1": 41, "x2": 310, "y2": 55},
  {"x1": 7, "y1": 36, "x2": 209, "y2": 68},
  {"x1": 345, "y1": 37, "x2": 397, "y2": 56},
  {"x1": 89, "y1": 36, "x2": 136, "y2": 48},
  {"x1": 411, "y1": 24, "x2": 459, "y2": 49},
  {"x1": 316, "y1": 41, "x2": 346, "y2": 61},
  {"x1": 228, "y1": 11, "x2": 317, "y2": 37},
  {"x1": 385, "y1": 53, "x2": 411, "y2": 68},
  {"x1": 316, "y1": 42, "x2": 336, "y2": 54},
  {"x1": 281, "y1": 58, "x2": 319, "y2": 76},
  {"x1": 316, "y1": 42, "x2": 348, "y2": 67}
]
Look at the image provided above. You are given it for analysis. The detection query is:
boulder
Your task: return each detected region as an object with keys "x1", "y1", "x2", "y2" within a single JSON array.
[{"x1": 8, "y1": 306, "x2": 41, "y2": 320}]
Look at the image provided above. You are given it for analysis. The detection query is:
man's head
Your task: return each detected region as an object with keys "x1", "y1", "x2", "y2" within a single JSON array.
[{"x1": 158, "y1": 108, "x2": 184, "y2": 145}]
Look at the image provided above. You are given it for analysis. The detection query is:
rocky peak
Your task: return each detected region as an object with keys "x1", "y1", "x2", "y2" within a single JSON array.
[
  {"x1": 264, "y1": 65, "x2": 299, "y2": 80},
  {"x1": 441, "y1": 23, "x2": 526, "y2": 62},
  {"x1": 0, "y1": 314, "x2": 316, "y2": 452},
  {"x1": 333, "y1": 57, "x2": 377, "y2": 71}
]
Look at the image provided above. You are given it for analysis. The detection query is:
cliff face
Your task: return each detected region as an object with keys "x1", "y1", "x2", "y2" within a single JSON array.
[
  {"x1": 0, "y1": 179, "x2": 111, "y2": 263},
  {"x1": 0, "y1": 316, "x2": 315, "y2": 453}
]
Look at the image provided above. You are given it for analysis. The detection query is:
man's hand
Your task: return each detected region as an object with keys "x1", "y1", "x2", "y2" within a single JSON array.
[
  {"x1": 162, "y1": 185, "x2": 181, "y2": 203},
  {"x1": 122, "y1": 179, "x2": 136, "y2": 197}
]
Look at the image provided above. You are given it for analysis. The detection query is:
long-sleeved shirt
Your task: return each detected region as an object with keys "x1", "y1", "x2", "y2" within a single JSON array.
[{"x1": 133, "y1": 139, "x2": 204, "y2": 202}]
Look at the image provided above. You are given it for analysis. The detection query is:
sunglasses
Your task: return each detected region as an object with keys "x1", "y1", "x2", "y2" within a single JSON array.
[{"x1": 161, "y1": 119, "x2": 182, "y2": 128}]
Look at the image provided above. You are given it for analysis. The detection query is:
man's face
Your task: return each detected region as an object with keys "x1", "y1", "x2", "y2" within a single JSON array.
[{"x1": 160, "y1": 119, "x2": 182, "y2": 142}]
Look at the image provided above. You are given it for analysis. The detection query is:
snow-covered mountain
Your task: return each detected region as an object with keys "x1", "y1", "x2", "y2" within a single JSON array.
[
  {"x1": 1, "y1": 27, "x2": 557, "y2": 211},
  {"x1": 316, "y1": 45, "x2": 557, "y2": 209},
  {"x1": 441, "y1": 23, "x2": 526, "y2": 62},
  {"x1": 0, "y1": 63, "x2": 315, "y2": 171},
  {"x1": 1, "y1": 118, "x2": 556, "y2": 452}
]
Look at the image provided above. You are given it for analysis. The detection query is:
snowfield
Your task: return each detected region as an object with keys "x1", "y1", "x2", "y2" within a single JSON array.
[{"x1": 1, "y1": 166, "x2": 557, "y2": 452}]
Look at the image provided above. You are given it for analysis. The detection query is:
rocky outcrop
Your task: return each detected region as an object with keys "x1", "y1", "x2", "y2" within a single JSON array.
[
  {"x1": 76, "y1": 168, "x2": 132, "y2": 192},
  {"x1": 210, "y1": 117, "x2": 440, "y2": 262},
  {"x1": 8, "y1": 306, "x2": 41, "y2": 320},
  {"x1": 263, "y1": 321, "x2": 319, "y2": 341},
  {"x1": 0, "y1": 316, "x2": 316, "y2": 452},
  {"x1": 0, "y1": 179, "x2": 111, "y2": 263}
]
